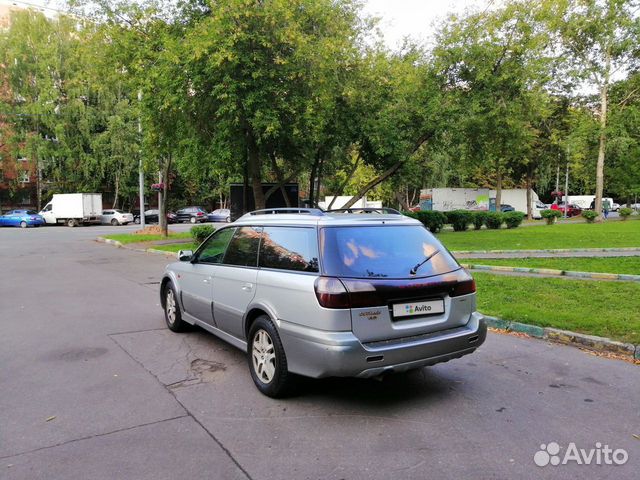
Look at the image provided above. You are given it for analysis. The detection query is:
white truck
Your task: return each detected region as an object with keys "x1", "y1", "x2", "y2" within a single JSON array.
[
  {"x1": 40, "y1": 193, "x2": 103, "y2": 227},
  {"x1": 420, "y1": 188, "x2": 543, "y2": 218}
]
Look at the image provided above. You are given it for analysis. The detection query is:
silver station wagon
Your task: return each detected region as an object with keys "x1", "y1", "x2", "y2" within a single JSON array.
[{"x1": 161, "y1": 208, "x2": 486, "y2": 397}]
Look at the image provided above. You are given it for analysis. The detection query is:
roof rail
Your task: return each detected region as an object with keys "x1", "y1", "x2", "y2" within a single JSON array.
[
  {"x1": 326, "y1": 207, "x2": 402, "y2": 215},
  {"x1": 245, "y1": 208, "x2": 326, "y2": 216}
]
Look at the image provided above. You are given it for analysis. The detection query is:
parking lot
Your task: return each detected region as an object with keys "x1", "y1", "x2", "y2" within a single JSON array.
[{"x1": 1, "y1": 225, "x2": 638, "y2": 480}]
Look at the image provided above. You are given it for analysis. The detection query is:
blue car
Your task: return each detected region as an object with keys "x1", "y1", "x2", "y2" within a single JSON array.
[{"x1": 0, "y1": 209, "x2": 46, "y2": 228}]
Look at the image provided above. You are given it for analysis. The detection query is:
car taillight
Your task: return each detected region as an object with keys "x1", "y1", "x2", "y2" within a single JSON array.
[
  {"x1": 314, "y1": 277, "x2": 350, "y2": 309},
  {"x1": 450, "y1": 278, "x2": 476, "y2": 297},
  {"x1": 197, "y1": 212, "x2": 203, "y2": 216}
]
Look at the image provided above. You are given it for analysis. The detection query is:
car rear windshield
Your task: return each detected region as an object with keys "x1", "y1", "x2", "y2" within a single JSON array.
[
  {"x1": 320, "y1": 225, "x2": 460, "y2": 279},
  {"x1": 26, "y1": 210, "x2": 38, "y2": 215}
]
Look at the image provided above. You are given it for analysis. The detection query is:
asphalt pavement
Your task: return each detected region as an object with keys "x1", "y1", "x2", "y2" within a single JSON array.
[{"x1": 0, "y1": 224, "x2": 638, "y2": 479}]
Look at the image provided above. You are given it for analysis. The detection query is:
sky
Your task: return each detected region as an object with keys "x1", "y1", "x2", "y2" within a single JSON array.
[
  {"x1": 361, "y1": 0, "x2": 494, "y2": 47},
  {"x1": 3, "y1": 0, "x2": 495, "y2": 48}
]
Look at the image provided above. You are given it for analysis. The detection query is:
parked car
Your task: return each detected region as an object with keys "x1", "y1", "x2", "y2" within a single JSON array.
[
  {"x1": 176, "y1": 206, "x2": 208, "y2": 224},
  {"x1": 499, "y1": 204, "x2": 515, "y2": 212},
  {"x1": 133, "y1": 209, "x2": 177, "y2": 224},
  {"x1": 207, "y1": 208, "x2": 231, "y2": 223},
  {"x1": 557, "y1": 202, "x2": 582, "y2": 217},
  {"x1": 102, "y1": 209, "x2": 134, "y2": 226},
  {"x1": 611, "y1": 202, "x2": 620, "y2": 212},
  {"x1": 161, "y1": 208, "x2": 487, "y2": 397},
  {"x1": 0, "y1": 209, "x2": 45, "y2": 228}
]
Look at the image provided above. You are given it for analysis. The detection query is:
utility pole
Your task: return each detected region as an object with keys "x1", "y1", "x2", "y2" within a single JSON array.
[{"x1": 138, "y1": 90, "x2": 145, "y2": 229}]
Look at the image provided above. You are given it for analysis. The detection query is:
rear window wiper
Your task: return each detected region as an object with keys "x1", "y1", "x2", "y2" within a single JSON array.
[{"x1": 410, "y1": 250, "x2": 440, "y2": 275}]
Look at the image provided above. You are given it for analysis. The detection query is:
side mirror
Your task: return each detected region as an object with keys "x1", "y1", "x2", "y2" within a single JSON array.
[{"x1": 178, "y1": 250, "x2": 193, "y2": 262}]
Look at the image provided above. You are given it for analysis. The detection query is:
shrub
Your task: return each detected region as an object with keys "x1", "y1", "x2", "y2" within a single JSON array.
[
  {"x1": 447, "y1": 210, "x2": 474, "y2": 231},
  {"x1": 619, "y1": 207, "x2": 633, "y2": 220},
  {"x1": 582, "y1": 210, "x2": 598, "y2": 223},
  {"x1": 541, "y1": 209, "x2": 562, "y2": 225},
  {"x1": 403, "y1": 210, "x2": 447, "y2": 233},
  {"x1": 503, "y1": 211, "x2": 525, "y2": 229},
  {"x1": 484, "y1": 212, "x2": 504, "y2": 229},
  {"x1": 472, "y1": 211, "x2": 488, "y2": 230},
  {"x1": 191, "y1": 224, "x2": 215, "y2": 244}
]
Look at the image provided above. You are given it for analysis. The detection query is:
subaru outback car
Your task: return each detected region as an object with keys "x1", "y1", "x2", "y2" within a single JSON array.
[{"x1": 160, "y1": 208, "x2": 486, "y2": 397}]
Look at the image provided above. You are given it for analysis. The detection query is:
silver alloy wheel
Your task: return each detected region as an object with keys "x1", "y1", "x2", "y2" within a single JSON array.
[
  {"x1": 252, "y1": 329, "x2": 276, "y2": 384},
  {"x1": 165, "y1": 289, "x2": 176, "y2": 325},
  {"x1": 20, "y1": 221, "x2": 27, "y2": 228}
]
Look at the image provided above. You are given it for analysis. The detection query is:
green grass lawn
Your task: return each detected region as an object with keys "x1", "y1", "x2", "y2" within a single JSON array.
[
  {"x1": 473, "y1": 272, "x2": 640, "y2": 344},
  {"x1": 436, "y1": 218, "x2": 640, "y2": 251},
  {"x1": 150, "y1": 242, "x2": 196, "y2": 253},
  {"x1": 103, "y1": 232, "x2": 192, "y2": 244},
  {"x1": 462, "y1": 256, "x2": 640, "y2": 275}
]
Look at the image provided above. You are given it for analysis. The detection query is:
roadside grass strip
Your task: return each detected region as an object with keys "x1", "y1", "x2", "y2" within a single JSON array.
[
  {"x1": 473, "y1": 272, "x2": 640, "y2": 345},
  {"x1": 437, "y1": 217, "x2": 640, "y2": 251},
  {"x1": 147, "y1": 242, "x2": 196, "y2": 254},
  {"x1": 102, "y1": 232, "x2": 192, "y2": 244}
]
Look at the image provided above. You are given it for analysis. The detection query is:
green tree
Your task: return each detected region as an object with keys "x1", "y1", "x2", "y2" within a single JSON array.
[{"x1": 557, "y1": 0, "x2": 640, "y2": 220}]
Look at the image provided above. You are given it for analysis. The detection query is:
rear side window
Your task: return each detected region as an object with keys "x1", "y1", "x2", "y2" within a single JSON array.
[
  {"x1": 320, "y1": 225, "x2": 459, "y2": 279},
  {"x1": 259, "y1": 227, "x2": 319, "y2": 272},
  {"x1": 196, "y1": 228, "x2": 235, "y2": 264},
  {"x1": 223, "y1": 227, "x2": 262, "y2": 267}
]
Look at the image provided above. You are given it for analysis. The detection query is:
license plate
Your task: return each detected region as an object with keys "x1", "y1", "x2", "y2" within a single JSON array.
[{"x1": 392, "y1": 299, "x2": 445, "y2": 319}]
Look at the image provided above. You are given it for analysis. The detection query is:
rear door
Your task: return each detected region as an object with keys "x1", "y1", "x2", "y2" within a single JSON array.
[{"x1": 213, "y1": 226, "x2": 262, "y2": 340}]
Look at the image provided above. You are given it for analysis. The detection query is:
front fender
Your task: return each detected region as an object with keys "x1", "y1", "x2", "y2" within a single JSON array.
[{"x1": 160, "y1": 270, "x2": 182, "y2": 308}]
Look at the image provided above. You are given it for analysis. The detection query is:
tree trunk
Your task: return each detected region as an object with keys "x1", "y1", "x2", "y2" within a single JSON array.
[
  {"x1": 308, "y1": 152, "x2": 320, "y2": 207},
  {"x1": 594, "y1": 51, "x2": 610, "y2": 223},
  {"x1": 159, "y1": 154, "x2": 171, "y2": 238},
  {"x1": 525, "y1": 166, "x2": 533, "y2": 221},
  {"x1": 342, "y1": 160, "x2": 403, "y2": 209},
  {"x1": 327, "y1": 155, "x2": 360, "y2": 210},
  {"x1": 495, "y1": 168, "x2": 502, "y2": 212},
  {"x1": 246, "y1": 130, "x2": 265, "y2": 210},
  {"x1": 394, "y1": 191, "x2": 411, "y2": 211},
  {"x1": 112, "y1": 170, "x2": 120, "y2": 209}
]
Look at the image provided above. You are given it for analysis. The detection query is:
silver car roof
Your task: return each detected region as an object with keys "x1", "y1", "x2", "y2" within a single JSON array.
[{"x1": 234, "y1": 210, "x2": 422, "y2": 228}]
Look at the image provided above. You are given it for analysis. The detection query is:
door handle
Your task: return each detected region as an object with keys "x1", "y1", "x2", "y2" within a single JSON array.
[
  {"x1": 203, "y1": 277, "x2": 212, "y2": 284},
  {"x1": 241, "y1": 283, "x2": 253, "y2": 291}
]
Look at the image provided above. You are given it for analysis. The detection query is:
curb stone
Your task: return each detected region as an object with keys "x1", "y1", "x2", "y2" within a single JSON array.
[
  {"x1": 461, "y1": 263, "x2": 640, "y2": 282},
  {"x1": 484, "y1": 315, "x2": 638, "y2": 360},
  {"x1": 97, "y1": 237, "x2": 177, "y2": 257},
  {"x1": 96, "y1": 237, "x2": 123, "y2": 248}
]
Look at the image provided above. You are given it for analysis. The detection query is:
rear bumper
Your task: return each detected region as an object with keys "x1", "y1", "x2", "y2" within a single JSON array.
[{"x1": 278, "y1": 312, "x2": 487, "y2": 379}]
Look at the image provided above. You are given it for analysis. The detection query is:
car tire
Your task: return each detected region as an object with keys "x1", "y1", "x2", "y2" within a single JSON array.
[
  {"x1": 111, "y1": 219, "x2": 119, "y2": 226},
  {"x1": 20, "y1": 221, "x2": 27, "y2": 228},
  {"x1": 248, "y1": 315, "x2": 294, "y2": 398},
  {"x1": 226, "y1": 217, "x2": 231, "y2": 223},
  {"x1": 190, "y1": 217, "x2": 196, "y2": 224},
  {"x1": 134, "y1": 217, "x2": 140, "y2": 224},
  {"x1": 163, "y1": 283, "x2": 188, "y2": 333},
  {"x1": 67, "y1": 218, "x2": 77, "y2": 227}
]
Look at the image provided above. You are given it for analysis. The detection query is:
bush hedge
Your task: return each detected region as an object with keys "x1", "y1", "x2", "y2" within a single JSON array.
[
  {"x1": 484, "y1": 212, "x2": 504, "y2": 229},
  {"x1": 503, "y1": 211, "x2": 525, "y2": 229},
  {"x1": 619, "y1": 207, "x2": 633, "y2": 220},
  {"x1": 447, "y1": 210, "x2": 474, "y2": 231},
  {"x1": 582, "y1": 210, "x2": 598, "y2": 223},
  {"x1": 191, "y1": 224, "x2": 215, "y2": 244},
  {"x1": 403, "y1": 210, "x2": 447, "y2": 233},
  {"x1": 472, "y1": 211, "x2": 488, "y2": 230},
  {"x1": 541, "y1": 209, "x2": 562, "y2": 225}
]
